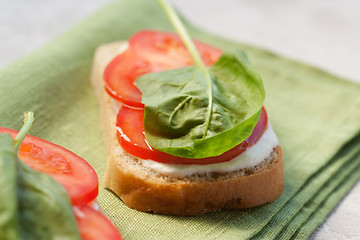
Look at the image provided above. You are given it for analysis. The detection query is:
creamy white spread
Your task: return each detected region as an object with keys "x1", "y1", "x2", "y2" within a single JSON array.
[
  {"x1": 110, "y1": 98, "x2": 122, "y2": 113},
  {"x1": 116, "y1": 41, "x2": 129, "y2": 54},
  {"x1": 110, "y1": 42, "x2": 279, "y2": 177},
  {"x1": 138, "y1": 123, "x2": 278, "y2": 177}
]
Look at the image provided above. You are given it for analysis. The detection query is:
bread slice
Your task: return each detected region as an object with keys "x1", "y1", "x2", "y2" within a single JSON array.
[{"x1": 91, "y1": 42, "x2": 284, "y2": 216}]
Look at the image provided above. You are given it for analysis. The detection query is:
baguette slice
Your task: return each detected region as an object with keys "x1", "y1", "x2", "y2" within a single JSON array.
[{"x1": 91, "y1": 42, "x2": 284, "y2": 216}]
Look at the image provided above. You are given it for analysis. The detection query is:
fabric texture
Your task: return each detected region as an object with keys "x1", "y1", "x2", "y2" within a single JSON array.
[{"x1": 0, "y1": 0, "x2": 359, "y2": 239}]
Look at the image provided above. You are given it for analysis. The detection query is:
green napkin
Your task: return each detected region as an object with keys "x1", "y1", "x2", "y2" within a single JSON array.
[{"x1": 1, "y1": 0, "x2": 359, "y2": 239}]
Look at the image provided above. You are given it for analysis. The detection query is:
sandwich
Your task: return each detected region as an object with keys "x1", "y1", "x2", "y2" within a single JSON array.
[{"x1": 91, "y1": 1, "x2": 284, "y2": 216}]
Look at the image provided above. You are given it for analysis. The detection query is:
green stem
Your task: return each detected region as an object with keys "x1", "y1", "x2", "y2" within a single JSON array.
[
  {"x1": 168, "y1": 95, "x2": 192, "y2": 128},
  {"x1": 14, "y1": 112, "x2": 34, "y2": 151},
  {"x1": 157, "y1": 0, "x2": 213, "y2": 138}
]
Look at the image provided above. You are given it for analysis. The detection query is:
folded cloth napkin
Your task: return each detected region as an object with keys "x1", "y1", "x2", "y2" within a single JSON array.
[{"x1": 0, "y1": 0, "x2": 359, "y2": 239}]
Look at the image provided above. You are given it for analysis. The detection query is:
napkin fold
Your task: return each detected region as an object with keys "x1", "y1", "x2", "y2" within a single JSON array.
[{"x1": 0, "y1": 0, "x2": 359, "y2": 239}]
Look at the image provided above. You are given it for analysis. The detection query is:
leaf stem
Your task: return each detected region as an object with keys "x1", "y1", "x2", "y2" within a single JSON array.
[
  {"x1": 157, "y1": 0, "x2": 213, "y2": 138},
  {"x1": 14, "y1": 112, "x2": 34, "y2": 151},
  {"x1": 168, "y1": 96, "x2": 192, "y2": 128}
]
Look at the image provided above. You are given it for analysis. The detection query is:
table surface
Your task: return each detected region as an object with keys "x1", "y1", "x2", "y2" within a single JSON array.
[{"x1": 1, "y1": 0, "x2": 359, "y2": 239}]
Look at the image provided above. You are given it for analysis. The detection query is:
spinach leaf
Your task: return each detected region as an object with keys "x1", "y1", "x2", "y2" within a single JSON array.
[
  {"x1": 17, "y1": 159, "x2": 80, "y2": 240},
  {"x1": 137, "y1": 50, "x2": 264, "y2": 158},
  {"x1": 0, "y1": 112, "x2": 80, "y2": 239},
  {"x1": 0, "y1": 134, "x2": 19, "y2": 239},
  {"x1": 136, "y1": 0, "x2": 265, "y2": 158}
]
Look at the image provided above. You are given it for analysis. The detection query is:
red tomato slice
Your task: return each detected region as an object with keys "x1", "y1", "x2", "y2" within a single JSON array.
[
  {"x1": 104, "y1": 30, "x2": 222, "y2": 107},
  {"x1": 74, "y1": 204, "x2": 122, "y2": 240},
  {"x1": 0, "y1": 127, "x2": 98, "y2": 205},
  {"x1": 116, "y1": 106, "x2": 267, "y2": 165},
  {"x1": 129, "y1": 30, "x2": 222, "y2": 67}
]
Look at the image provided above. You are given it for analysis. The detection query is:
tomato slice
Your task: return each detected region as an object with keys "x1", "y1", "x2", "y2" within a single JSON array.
[
  {"x1": 104, "y1": 50, "x2": 145, "y2": 108},
  {"x1": 129, "y1": 30, "x2": 222, "y2": 67},
  {"x1": 104, "y1": 30, "x2": 222, "y2": 107},
  {"x1": 116, "y1": 106, "x2": 267, "y2": 165},
  {"x1": 74, "y1": 204, "x2": 122, "y2": 240},
  {"x1": 0, "y1": 127, "x2": 98, "y2": 205}
]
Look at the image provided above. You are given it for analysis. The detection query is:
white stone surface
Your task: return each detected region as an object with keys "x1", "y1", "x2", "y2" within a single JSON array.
[
  {"x1": 0, "y1": 0, "x2": 112, "y2": 68},
  {"x1": 0, "y1": 0, "x2": 359, "y2": 239}
]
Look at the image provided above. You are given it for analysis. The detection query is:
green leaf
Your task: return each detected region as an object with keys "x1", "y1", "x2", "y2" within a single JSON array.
[
  {"x1": 0, "y1": 134, "x2": 19, "y2": 239},
  {"x1": 136, "y1": 49, "x2": 265, "y2": 158},
  {"x1": 17, "y1": 160, "x2": 80, "y2": 240}
]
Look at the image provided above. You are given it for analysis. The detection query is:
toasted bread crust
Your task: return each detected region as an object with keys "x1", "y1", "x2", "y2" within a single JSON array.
[{"x1": 91, "y1": 42, "x2": 284, "y2": 216}]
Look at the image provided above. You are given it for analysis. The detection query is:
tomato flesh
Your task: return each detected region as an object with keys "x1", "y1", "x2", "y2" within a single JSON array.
[
  {"x1": 74, "y1": 204, "x2": 122, "y2": 240},
  {"x1": 0, "y1": 127, "x2": 98, "y2": 205},
  {"x1": 116, "y1": 106, "x2": 267, "y2": 165},
  {"x1": 104, "y1": 50, "x2": 145, "y2": 107},
  {"x1": 104, "y1": 30, "x2": 222, "y2": 107}
]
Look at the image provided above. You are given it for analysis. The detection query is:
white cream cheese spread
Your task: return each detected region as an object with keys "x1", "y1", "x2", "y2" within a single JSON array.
[{"x1": 138, "y1": 123, "x2": 279, "y2": 177}]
